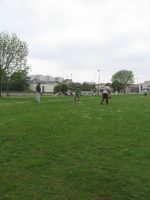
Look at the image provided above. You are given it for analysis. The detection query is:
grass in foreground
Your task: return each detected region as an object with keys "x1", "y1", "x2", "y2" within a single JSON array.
[{"x1": 0, "y1": 95, "x2": 150, "y2": 200}]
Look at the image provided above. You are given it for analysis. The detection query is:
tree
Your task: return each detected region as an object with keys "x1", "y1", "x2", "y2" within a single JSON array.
[
  {"x1": 54, "y1": 83, "x2": 68, "y2": 94},
  {"x1": 9, "y1": 70, "x2": 29, "y2": 91},
  {"x1": 81, "y1": 82, "x2": 95, "y2": 91},
  {"x1": 111, "y1": 80, "x2": 124, "y2": 92},
  {"x1": 111, "y1": 70, "x2": 134, "y2": 94},
  {"x1": 0, "y1": 31, "x2": 29, "y2": 96}
]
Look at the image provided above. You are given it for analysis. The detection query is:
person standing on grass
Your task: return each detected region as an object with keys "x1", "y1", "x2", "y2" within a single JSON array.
[
  {"x1": 107, "y1": 83, "x2": 111, "y2": 99},
  {"x1": 143, "y1": 88, "x2": 148, "y2": 96},
  {"x1": 101, "y1": 84, "x2": 110, "y2": 105},
  {"x1": 74, "y1": 85, "x2": 81, "y2": 102},
  {"x1": 36, "y1": 83, "x2": 41, "y2": 102},
  {"x1": 93, "y1": 88, "x2": 96, "y2": 96}
]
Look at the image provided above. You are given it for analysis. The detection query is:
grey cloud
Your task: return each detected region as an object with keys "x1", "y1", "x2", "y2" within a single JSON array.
[
  {"x1": 1, "y1": 0, "x2": 150, "y2": 82},
  {"x1": 0, "y1": 0, "x2": 35, "y2": 40},
  {"x1": 30, "y1": 35, "x2": 135, "y2": 62},
  {"x1": 30, "y1": 34, "x2": 150, "y2": 80},
  {"x1": 78, "y1": 0, "x2": 109, "y2": 5}
]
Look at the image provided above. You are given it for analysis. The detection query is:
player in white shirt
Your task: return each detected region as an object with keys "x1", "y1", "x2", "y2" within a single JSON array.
[{"x1": 101, "y1": 85, "x2": 110, "y2": 105}]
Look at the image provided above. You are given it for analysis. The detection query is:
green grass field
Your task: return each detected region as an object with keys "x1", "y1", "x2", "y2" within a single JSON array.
[{"x1": 0, "y1": 95, "x2": 150, "y2": 200}]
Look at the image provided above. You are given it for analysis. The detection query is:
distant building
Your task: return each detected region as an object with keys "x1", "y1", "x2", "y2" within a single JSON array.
[
  {"x1": 30, "y1": 82, "x2": 57, "y2": 93},
  {"x1": 29, "y1": 74, "x2": 63, "y2": 93},
  {"x1": 54, "y1": 76, "x2": 64, "y2": 83},
  {"x1": 29, "y1": 75, "x2": 63, "y2": 84},
  {"x1": 63, "y1": 79, "x2": 73, "y2": 85},
  {"x1": 128, "y1": 84, "x2": 139, "y2": 93},
  {"x1": 139, "y1": 81, "x2": 150, "y2": 93}
]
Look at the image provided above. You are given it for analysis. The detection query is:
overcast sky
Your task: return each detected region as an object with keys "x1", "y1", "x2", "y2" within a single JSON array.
[{"x1": 0, "y1": 0, "x2": 150, "y2": 83}]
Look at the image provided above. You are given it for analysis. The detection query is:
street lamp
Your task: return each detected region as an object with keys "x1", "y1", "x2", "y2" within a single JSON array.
[
  {"x1": 98, "y1": 69, "x2": 100, "y2": 95},
  {"x1": 136, "y1": 77, "x2": 138, "y2": 84},
  {"x1": 0, "y1": 57, "x2": 2, "y2": 97},
  {"x1": 71, "y1": 73, "x2": 72, "y2": 81},
  {"x1": 136, "y1": 77, "x2": 140, "y2": 93}
]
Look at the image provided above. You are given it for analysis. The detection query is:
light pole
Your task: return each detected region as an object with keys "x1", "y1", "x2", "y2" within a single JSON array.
[
  {"x1": 0, "y1": 57, "x2": 2, "y2": 97},
  {"x1": 71, "y1": 73, "x2": 72, "y2": 81},
  {"x1": 134, "y1": 76, "x2": 139, "y2": 93},
  {"x1": 136, "y1": 77, "x2": 138, "y2": 84},
  {"x1": 136, "y1": 77, "x2": 140, "y2": 93},
  {"x1": 98, "y1": 69, "x2": 100, "y2": 95}
]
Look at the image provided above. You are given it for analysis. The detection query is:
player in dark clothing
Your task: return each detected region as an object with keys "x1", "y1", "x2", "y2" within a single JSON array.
[{"x1": 36, "y1": 83, "x2": 41, "y2": 102}]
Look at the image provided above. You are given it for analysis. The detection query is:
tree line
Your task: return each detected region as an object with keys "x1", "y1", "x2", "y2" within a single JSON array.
[
  {"x1": 55, "y1": 70, "x2": 134, "y2": 94},
  {"x1": 0, "y1": 31, "x2": 134, "y2": 96},
  {"x1": 54, "y1": 82, "x2": 96, "y2": 94}
]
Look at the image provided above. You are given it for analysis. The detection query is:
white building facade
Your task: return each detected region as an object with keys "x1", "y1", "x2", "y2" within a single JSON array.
[
  {"x1": 29, "y1": 74, "x2": 64, "y2": 93},
  {"x1": 139, "y1": 81, "x2": 150, "y2": 93},
  {"x1": 30, "y1": 83, "x2": 57, "y2": 93}
]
